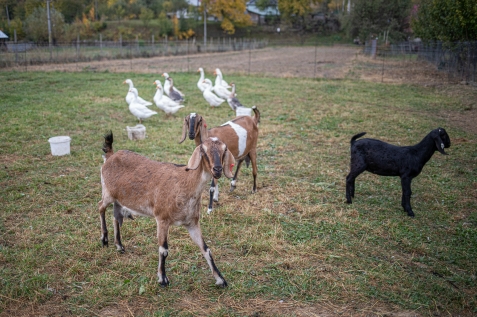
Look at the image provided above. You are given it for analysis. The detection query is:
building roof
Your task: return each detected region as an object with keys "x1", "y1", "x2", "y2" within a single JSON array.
[
  {"x1": 246, "y1": 0, "x2": 279, "y2": 16},
  {"x1": 0, "y1": 30, "x2": 8, "y2": 39}
]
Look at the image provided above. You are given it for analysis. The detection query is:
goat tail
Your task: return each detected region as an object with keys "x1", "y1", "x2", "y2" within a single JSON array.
[
  {"x1": 252, "y1": 106, "x2": 261, "y2": 124},
  {"x1": 102, "y1": 131, "x2": 114, "y2": 161},
  {"x1": 350, "y1": 132, "x2": 366, "y2": 145}
]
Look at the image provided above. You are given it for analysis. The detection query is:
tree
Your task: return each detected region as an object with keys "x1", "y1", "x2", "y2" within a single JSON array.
[
  {"x1": 24, "y1": 6, "x2": 65, "y2": 42},
  {"x1": 201, "y1": 0, "x2": 252, "y2": 34},
  {"x1": 412, "y1": 0, "x2": 477, "y2": 42},
  {"x1": 139, "y1": 7, "x2": 154, "y2": 27},
  {"x1": 278, "y1": 0, "x2": 319, "y2": 27},
  {"x1": 54, "y1": 0, "x2": 85, "y2": 23},
  {"x1": 343, "y1": 0, "x2": 412, "y2": 43}
]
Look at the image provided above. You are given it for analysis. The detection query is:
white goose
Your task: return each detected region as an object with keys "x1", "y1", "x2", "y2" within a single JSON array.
[
  {"x1": 128, "y1": 88, "x2": 157, "y2": 123},
  {"x1": 202, "y1": 79, "x2": 225, "y2": 107},
  {"x1": 153, "y1": 80, "x2": 181, "y2": 108},
  {"x1": 214, "y1": 68, "x2": 231, "y2": 88},
  {"x1": 153, "y1": 82, "x2": 185, "y2": 116},
  {"x1": 226, "y1": 83, "x2": 244, "y2": 111},
  {"x1": 197, "y1": 68, "x2": 208, "y2": 92},
  {"x1": 123, "y1": 79, "x2": 152, "y2": 107},
  {"x1": 212, "y1": 72, "x2": 233, "y2": 100},
  {"x1": 166, "y1": 77, "x2": 185, "y2": 104},
  {"x1": 161, "y1": 73, "x2": 185, "y2": 98}
]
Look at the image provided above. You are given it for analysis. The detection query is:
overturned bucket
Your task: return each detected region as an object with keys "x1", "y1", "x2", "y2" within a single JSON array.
[
  {"x1": 48, "y1": 136, "x2": 71, "y2": 156},
  {"x1": 127, "y1": 124, "x2": 146, "y2": 140},
  {"x1": 236, "y1": 107, "x2": 252, "y2": 117}
]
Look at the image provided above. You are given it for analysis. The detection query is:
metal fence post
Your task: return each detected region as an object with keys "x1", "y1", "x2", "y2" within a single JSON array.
[{"x1": 120, "y1": 34, "x2": 123, "y2": 58}]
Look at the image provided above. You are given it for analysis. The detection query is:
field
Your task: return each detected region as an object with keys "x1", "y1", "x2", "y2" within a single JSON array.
[{"x1": 0, "y1": 51, "x2": 476, "y2": 316}]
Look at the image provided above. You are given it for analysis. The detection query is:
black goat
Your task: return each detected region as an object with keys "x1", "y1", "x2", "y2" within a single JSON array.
[{"x1": 345, "y1": 128, "x2": 451, "y2": 217}]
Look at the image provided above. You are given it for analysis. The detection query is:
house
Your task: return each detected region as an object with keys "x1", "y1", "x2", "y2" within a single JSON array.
[
  {"x1": 0, "y1": 30, "x2": 8, "y2": 50},
  {"x1": 246, "y1": 0, "x2": 279, "y2": 25}
]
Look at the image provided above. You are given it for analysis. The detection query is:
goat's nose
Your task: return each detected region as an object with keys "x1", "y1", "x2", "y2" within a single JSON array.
[{"x1": 213, "y1": 166, "x2": 223, "y2": 175}]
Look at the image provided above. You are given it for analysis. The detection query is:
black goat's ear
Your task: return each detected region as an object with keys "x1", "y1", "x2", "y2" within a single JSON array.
[{"x1": 434, "y1": 134, "x2": 448, "y2": 155}]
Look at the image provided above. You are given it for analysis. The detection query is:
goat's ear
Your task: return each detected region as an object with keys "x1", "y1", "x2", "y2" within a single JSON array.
[
  {"x1": 434, "y1": 133, "x2": 448, "y2": 155},
  {"x1": 223, "y1": 149, "x2": 236, "y2": 179},
  {"x1": 179, "y1": 115, "x2": 189, "y2": 144},
  {"x1": 186, "y1": 145, "x2": 202, "y2": 170},
  {"x1": 199, "y1": 117, "x2": 208, "y2": 143}
]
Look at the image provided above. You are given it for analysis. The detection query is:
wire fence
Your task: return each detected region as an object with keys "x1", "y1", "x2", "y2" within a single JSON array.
[
  {"x1": 1, "y1": 37, "x2": 476, "y2": 85},
  {"x1": 0, "y1": 37, "x2": 268, "y2": 69},
  {"x1": 364, "y1": 40, "x2": 477, "y2": 83}
]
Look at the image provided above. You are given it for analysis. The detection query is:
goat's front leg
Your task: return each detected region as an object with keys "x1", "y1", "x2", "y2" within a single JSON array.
[
  {"x1": 230, "y1": 158, "x2": 245, "y2": 192},
  {"x1": 400, "y1": 176, "x2": 415, "y2": 217},
  {"x1": 208, "y1": 178, "x2": 217, "y2": 214},
  {"x1": 113, "y1": 202, "x2": 125, "y2": 253},
  {"x1": 156, "y1": 219, "x2": 170, "y2": 286},
  {"x1": 187, "y1": 223, "x2": 227, "y2": 287}
]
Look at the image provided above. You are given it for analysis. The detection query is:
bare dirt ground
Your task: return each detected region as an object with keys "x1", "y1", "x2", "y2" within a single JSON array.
[{"x1": 15, "y1": 44, "x2": 476, "y2": 137}]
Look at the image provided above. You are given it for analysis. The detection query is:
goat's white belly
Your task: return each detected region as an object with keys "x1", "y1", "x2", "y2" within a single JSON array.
[
  {"x1": 121, "y1": 204, "x2": 154, "y2": 218},
  {"x1": 221, "y1": 121, "x2": 247, "y2": 157}
]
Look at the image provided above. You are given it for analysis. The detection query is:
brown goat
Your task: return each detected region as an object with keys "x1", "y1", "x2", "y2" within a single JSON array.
[
  {"x1": 179, "y1": 107, "x2": 260, "y2": 213},
  {"x1": 98, "y1": 131, "x2": 234, "y2": 287}
]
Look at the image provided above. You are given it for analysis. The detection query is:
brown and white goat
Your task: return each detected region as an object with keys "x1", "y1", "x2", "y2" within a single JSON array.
[
  {"x1": 179, "y1": 107, "x2": 260, "y2": 213},
  {"x1": 98, "y1": 131, "x2": 235, "y2": 287}
]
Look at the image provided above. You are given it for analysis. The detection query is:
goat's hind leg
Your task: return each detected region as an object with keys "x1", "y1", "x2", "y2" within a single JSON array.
[
  {"x1": 400, "y1": 176, "x2": 415, "y2": 217},
  {"x1": 113, "y1": 202, "x2": 126, "y2": 253},
  {"x1": 249, "y1": 150, "x2": 258, "y2": 193},
  {"x1": 187, "y1": 224, "x2": 227, "y2": 287},
  {"x1": 98, "y1": 198, "x2": 112, "y2": 247},
  {"x1": 346, "y1": 159, "x2": 366, "y2": 203},
  {"x1": 156, "y1": 219, "x2": 170, "y2": 286}
]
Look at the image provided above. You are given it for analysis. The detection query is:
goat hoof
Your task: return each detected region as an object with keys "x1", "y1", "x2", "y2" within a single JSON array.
[
  {"x1": 101, "y1": 239, "x2": 108, "y2": 247},
  {"x1": 229, "y1": 186, "x2": 236, "y2": 192},
  {"x1": 407, "y1": 212, "x2": 415, "y2": 218},
  {"x1": 158, "y1": 277, "x2": 170, "y2": 287},
  {"x1": 216, "y1": 279, "x2": 228, "y2": 288},
  {"x1": 116, "y1": 245, "x2": 125, "y2": 253}
]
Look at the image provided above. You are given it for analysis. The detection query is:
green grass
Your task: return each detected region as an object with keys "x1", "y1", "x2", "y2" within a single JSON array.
[{"x1": 0, "y1": 70, "x2": 476, "y2": 316}]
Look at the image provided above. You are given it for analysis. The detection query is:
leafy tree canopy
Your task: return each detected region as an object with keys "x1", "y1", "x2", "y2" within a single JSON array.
[
  {"x1": 201, "y1": 0, "x2": 252, "y2": 34},
  {"x1": 412, "y1": 0, "x2": 477, "y2": 42},
  {"x1": 343, "y1": 0, "x2": 412, "y2": 43}
]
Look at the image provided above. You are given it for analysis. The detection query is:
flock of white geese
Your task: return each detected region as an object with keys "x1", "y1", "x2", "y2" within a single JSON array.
[{"x1": 124, "y1": 68, "x2": 244, "y2": 123}]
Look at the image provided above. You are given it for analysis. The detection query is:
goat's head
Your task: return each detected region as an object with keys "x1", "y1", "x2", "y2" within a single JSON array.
[
  {"x1": 432, "y1": 127, "x2": 451, "y2": 155},
  {"x1": 186, "y1": 137, "x2": 235, "y2": 179},
  {"x1": 179, "y1": 113, "x2": 208, "y2": 144}
]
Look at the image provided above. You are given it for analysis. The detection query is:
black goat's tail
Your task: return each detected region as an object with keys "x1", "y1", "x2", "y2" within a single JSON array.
[
  {"x1": 102, "y1": 131, "x2": 114, "y2": 161},
  {"x1": 350, "y1": 132, "x2": 366, "y2": 145},
  {"x1": 252, "y1": 106, "x2": 260, "y2": 124}
]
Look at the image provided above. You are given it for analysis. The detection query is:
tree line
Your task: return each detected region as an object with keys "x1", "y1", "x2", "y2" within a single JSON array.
[{"x1": 0, "y1": 0, "x2": 475, "y2": 43}]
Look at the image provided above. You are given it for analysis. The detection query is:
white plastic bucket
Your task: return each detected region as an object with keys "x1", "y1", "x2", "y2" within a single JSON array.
[
  {"x1": 236, "y1": 107, "x2": 252, "y2": 117},
  {"x1": 48, "y1": 136, "x2": 71, "y2": 156},
  {"x1": 127, "y1": 124, "x2": 146, "y2": 140}
]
